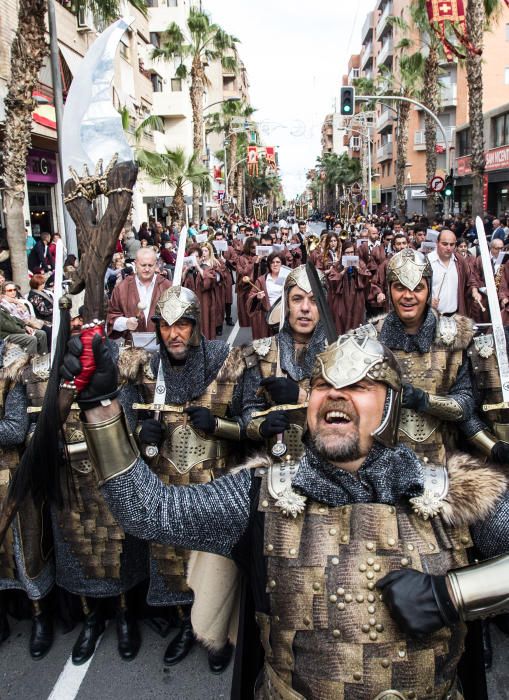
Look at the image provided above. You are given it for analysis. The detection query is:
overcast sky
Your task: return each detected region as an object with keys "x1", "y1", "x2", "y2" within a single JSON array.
[{"x1": 204, "y1": 0, "x2": 375, "y2": 199}]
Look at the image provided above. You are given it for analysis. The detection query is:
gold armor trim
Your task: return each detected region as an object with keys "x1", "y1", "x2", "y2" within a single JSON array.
[
  {"x1": 214, "y1": 417, "x2": 241, "y2": 441},
  {"x1": 493, "y1": 422, "x2": 509, "y2": 443},
  {"x1": 448, "y1": 554, "x2": 509, "y2": 621},
  {"x1": 426, "y1": 394, "x2": 464, "y2": 420},
  {"x1": 160, "y1": 423, "x2": 229, "y2": 475},
  {"x1": 468, "y1": 430, "x2": 497, "y2": 455},
  {"x1": 83, "y1": 410, "x2": 140, "y2": 485},
  {"x1": 247, "y1": 416, "x2": 265, "y2": 441},
  {"x1": 399, "y1": 408, "x2": 439, "y2": 442}
]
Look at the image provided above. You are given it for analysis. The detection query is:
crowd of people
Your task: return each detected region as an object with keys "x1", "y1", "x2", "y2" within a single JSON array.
[{"x1": 1, "y1": 209, "x2": 509, "y2": 700}]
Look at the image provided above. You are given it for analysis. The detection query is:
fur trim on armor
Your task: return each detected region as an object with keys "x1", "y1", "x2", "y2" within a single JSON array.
[
  {"x1": 433, "y1": 313, "x2": 474, "y2": 351},
  {"x1": 216, "y1": 345, "x2": 250, "y2": 384},
  {"x1": 231, "y1": 453, "x2": 272, "y2": 475},
  {"x1": 1, "y1": 344, "x2": 30, "y2": 383},
  {"x1": 117, "y1": 347, "x2": 150, "y2": 382},
  {"x1": 441, "y1": 452, "x2": 509, "y2": 527}
]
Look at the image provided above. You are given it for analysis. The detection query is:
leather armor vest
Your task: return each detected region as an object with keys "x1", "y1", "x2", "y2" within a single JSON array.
[
  {"x1": 468, "y1": 334, "x2": 509, "y2": 442},
  {"x1": 393, "y1": 316, "x2": 472, "y2": 463},
  {"x1": 255, "y1": 466, "x2": 471, "y2": 700},
  {"x1": 253, "y1": 337, "x2": 309, "y2": 461},
  {"x1": 24, "y1": 356, "x2": 126, "y2": 580}
]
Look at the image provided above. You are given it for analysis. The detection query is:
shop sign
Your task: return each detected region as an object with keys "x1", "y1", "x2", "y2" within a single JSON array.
[
  {"x1": 26, "y1": 149, "x2": 58, "y2": 184},
  {"x1": 457, "y1": 144, "x2": 509, "y2": 177}
]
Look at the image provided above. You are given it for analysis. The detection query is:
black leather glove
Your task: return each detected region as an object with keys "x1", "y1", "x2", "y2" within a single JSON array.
[
  {"x1": 61, "y1": 335, "x2": 118, "y2": 409},
  {"x1": 491, "y1": 441, "x2": 509, "y2": 465},
  {"x1": 401, "y1": 383, "x2": 428, "y2": 411},
  {"x1": 259, "y1": 411, "x2": 290, "y2": 438},
  {"x1": 260, "y1": 377, "x2": 299, "y2": 405},
  {"x1": 377, "y1": 569, "x2": 458, "y2": 638},
  {"x1": 139, "y1": 418, "x2": 164, "y2": 447},
  {"x1": 185, "y1": 406, "x2": 216, "y2": 434}
]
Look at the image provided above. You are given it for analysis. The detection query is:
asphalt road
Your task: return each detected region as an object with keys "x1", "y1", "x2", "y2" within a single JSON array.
[{"x1": 2, "y1": 222, "x2": 508, "y2": 698}]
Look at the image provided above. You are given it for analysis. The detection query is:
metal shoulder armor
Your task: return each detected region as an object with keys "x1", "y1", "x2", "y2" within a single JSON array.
[{"x1": 448, "y1": 554, "x2": 509, "y2": 621}]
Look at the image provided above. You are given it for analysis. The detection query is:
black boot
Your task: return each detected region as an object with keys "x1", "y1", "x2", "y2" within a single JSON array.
[
  {"x1": 482, "y1": 621, "x2": 493, "y2": 670},
  {"x1": 0, "y1": 605, "x2": 10, "y2": 645},
  {"x1": 72, "y1": 602, "x2": 105, "y2": 666},
  {"x1": 163, "y1": 606, "x2": 194, "y2": 665},
  {"x1": 225, "y1": 305, "x2": 234, "y2": 326},
  {"x1": 216, "y1": 326, "x2": 223, "y2": 336},
  {"x1": 116, "y1": 599, "x2": 141, "y2": 661},
  {"x1": 30, "y1": 602, "x2": 53, "y2": 660},
  {"x1": 208, "y1": 641, "x2": 234, "y2": 674},
  {"x1": 494, "y1": 613, "x2": 509, "y2": 635}
]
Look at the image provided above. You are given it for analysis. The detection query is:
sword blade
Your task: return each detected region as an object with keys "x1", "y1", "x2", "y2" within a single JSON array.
[
  {"x1": 475, "y1": 216, "x2": 509, "y2": 403},
  {"x1": 172, "y1": 224, "x2": 188, "y2": 287},
  {"x1": 305, "y1": 261, "x2": 337, "y2": 344}
]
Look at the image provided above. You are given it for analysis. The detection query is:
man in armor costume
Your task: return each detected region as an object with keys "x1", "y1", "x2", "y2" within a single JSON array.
[
  {"x1": 114, "y1": 285, "x2": 264, "y2": 671},
  {"x1": 364, "y1": 248, "x2": 478, "y2": 464},
  {"x1": 0, "y1": 341, "x2": 54, "y2": 659},
  {"x1": 245, "y1": 265, "x2": 327, "y2": 462},
  {"x1": 26, "y1": 308, "x2": 147, "y2": 666},
  {"x1": 65, "y1": 331, "x2": 509, "y2": 700}
]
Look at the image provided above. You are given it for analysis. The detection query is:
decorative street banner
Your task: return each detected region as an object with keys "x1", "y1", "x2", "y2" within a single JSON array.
[
  {"x1": 425, "y1": 0, "x2": 481, "y2": 59},
  {"x1": 265, "y1": 146, "x2": 277, "y2": 171},
  {"x1": 248, "y1": 145, "x2": 258, "y2": 176}
]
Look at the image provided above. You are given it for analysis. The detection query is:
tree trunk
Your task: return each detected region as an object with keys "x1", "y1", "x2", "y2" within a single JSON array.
[
  {"x1": 3, "y1": 0, "x2": 47, "y2": 293},
  {"x1": 423, "y1": 44, "x2": 439, "y2": 222},
  {"x1": 190, "y1": 57, "x2": 205, "y2": 223},
  {"x1": 235, "y1": 166, "x2": 244, "y2": 216},
  {"x1": 396, "y1": 101, "x2": 410, "y2": 218},
  {"x1": 466, "y1": 0, "x2": 485, "y2": 218},
  {"x1": 228, "y1": 131, "x2": 238, "y2": 201},
  {"x1": 172, "y1": 185, "x2": 186, "y2": 225}
]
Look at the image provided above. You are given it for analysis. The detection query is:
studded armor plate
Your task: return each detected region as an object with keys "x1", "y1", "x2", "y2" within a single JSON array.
[
  {"x1": 468, "y1": 334, "x2": 509, "y2": 429},
  {"x1": 256, "y1": 472, "x2": 471, "y2": 700}
]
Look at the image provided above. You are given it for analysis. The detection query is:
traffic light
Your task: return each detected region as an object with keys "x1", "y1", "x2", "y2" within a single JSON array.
[
  {"x1": 444, "y1": 173, "x2": 454, "y2": 198},
  {"x1": 340, "y1": 86, "x2": 355, "y2": 116}
]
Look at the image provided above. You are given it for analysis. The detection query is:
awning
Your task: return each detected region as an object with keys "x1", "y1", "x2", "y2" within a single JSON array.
[{"x1": 58, "y1": 42, "x2": 83, "y2": 77}]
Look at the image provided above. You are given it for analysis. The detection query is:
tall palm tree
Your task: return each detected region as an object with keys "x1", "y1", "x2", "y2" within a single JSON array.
[
  {"x1": 153, "y1": 8, "x2": 239, "y2": 222},
  {"x1": 2, "y1": 0, "x2": 146, "y2": 290},
  {"x1": 136, "y1": 147, "x2": 210, "y2": 224},
  {"x1": 316, "y1": 153, "x2": 361, "y2": 213}
]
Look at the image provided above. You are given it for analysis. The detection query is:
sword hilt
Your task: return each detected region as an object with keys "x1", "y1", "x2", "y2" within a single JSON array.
[{"x1": 143, "y1": 409, "x2": 161, "y2": 459}]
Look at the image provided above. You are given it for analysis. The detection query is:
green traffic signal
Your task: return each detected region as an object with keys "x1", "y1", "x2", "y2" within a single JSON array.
[
  {"x1": 444, "y1": 175, "x2": 454, "y2": 197},
  {"x1": 340, "y1": 86, "x2": 355, "y2": 116}
]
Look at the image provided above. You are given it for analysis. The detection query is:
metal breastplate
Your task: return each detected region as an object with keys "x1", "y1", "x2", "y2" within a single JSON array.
[
  {"x1": 468, "y1": 336, "x2": 509, "y2": 431},
  {"x1": 394, "y1": 346, "x2": 464, "y2": 463},
  {"x1": 257, "y1": 472, "x2": 470, "y2": 700}
]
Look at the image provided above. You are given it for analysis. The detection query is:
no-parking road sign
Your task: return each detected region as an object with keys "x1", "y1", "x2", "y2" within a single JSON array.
[{"x1": 430, "y1": 175, "x2": 445, "y2": 192}]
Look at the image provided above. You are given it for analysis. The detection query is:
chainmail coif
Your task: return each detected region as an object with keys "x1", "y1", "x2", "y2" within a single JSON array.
[{"x1": 278, "y1": 319, "x2": 327, "y2": 381}]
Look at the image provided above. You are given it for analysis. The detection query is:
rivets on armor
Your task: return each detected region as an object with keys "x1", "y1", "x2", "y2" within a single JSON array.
[
  {"x1": 267, "y1": 544, "x2": 274, "y2": 552},
  {"x1": 423, "y1": 457, "x2": 429, "y2": 464},
  {"x1": 367, "y1": 594, "x2": 375, "y2": 603},
  {"x1": 398, "y1": 649, "x2": 406, "y2": 658},
  {"x1": 341, "y1": 535, "x2": 348, "y2": 543},
  {"x1": 373, "y1": 564, "x2": 381, "y2": 572},
  {"x1": 388, "y1": 506, "x2": 395, "y2": 514},
  {"x1": 261, "y1": 499, "x2": 269, "y2": 508},
  {"x1": 367, "y1": 557, "x2": 375, "y2": 566},
  {"x1": 356, "y1": 594, "x2": 364, "y2": 603},
  {"x1": 331, "y1": 557, "x2": 339, "y2": 565},
  {"x1": 337, "y1": 587, "x2": 345, "y2": 596},
  {"x1": 312, "y1": 582, "x2": 321, "y2": 592},
  {"x1": 345, "y1": 594, "x2": 353, "y2": 603},
  {"x1": 428, "y1": 543, "x2": 436, "y2": 551},
  {"x1": 407, "y1": 544, "x2": 415, "y2": 552},
  {"x1": 426, "y1": 687, "x2": 433, "y2": 695},
  {"x1": 289, "y1": 548, "x2": 297, "y2": 556},
  {"x1": 353, "y1": 672, "x2": 362, "y2": 681},
  {"x1": 303, "y1": 616, "x2": 311, "y2": 626},
  {"x1": 359, "y1": 564, "x2": 367, "y2": 572},
  {"x1": 366, "y1": 572, "x2": 375, "y2": 580},
  {"x1": 332, "y1": 629, "x2": 341, "y2": 639},
  {"x1": 408, "y1": 693, "x2": 416, "y2": 700},
  {"x1": 460, "y1": 535, "x2": 470, "y2": 545},
  {"x1": 337, "y1": 602, "x2": 346, "y2": 611},
  {"x1": 401, "y1": 558, "x2": 410, "y2": 567},
  {"x1": 274, "y1": 616, "x2": 280, "y2": 623},
  {"x1": 369, "y1": 631, "x2": 378, "y2": 641},
  {"x1": 387, "y1": 537, "x2": 396, "y2": 547},
  {"x1": 329, "y1": 528, "x2": 337, "y2": 536},
  {"x1": 330, "y1": 595, "x2": 338, "y2": 603},
  {"x1": 362, "y1": 624, "x2": 370, "y2": 633},
  {"x1": 268, "y1": 580, "x2": 276, "y2": 589},
  {"x1": 368, "y1": 605, "x2": 376, "y2": 614},
  {"x1": 369, "y1": 617, "x2": 376, "y2": 626},
  {"x1": 376, "y1": 624, "x2": 384, "y2": 632},
  {"x1": 381, "y1": 658, "x2": 390, "y2": 669},
  {"x1": 367, "y1": 582, "x2": 375, "y2": 591},
  {"x1": 366, "y1": 541, "x2": 375, "y2": 551},
  {"x1": 318, "y1": 506, "x2": 326, "y2": 514},
  {"x1": 259, "y1": 469, "x2": 266, "y2": 475}
]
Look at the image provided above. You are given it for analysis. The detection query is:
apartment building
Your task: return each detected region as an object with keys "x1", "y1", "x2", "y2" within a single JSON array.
[
  {"x1": 346, "y1": 0, "x2": 509, "y2": 215},
  {"x1": 0, "y1": 0, "x2": 155, "y2": 245}
]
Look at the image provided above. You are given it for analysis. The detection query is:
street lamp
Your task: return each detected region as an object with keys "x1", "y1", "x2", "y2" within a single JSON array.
[{"x1": 203, "y1": 96, "x2": 241, "y2": 113}]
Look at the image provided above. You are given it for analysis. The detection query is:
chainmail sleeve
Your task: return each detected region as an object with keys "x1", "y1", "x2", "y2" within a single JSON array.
[
  {"x1": 229, "y1": 363, "x2": 265, "y2": 435},
  {"x1": 0, "y1": 383, "x2": 28, "y2": 446},
  {"x1": 118, "y1": 381, "x2": 141, "y2": 432},
  {"x1": 101, "y1": 457, "x2": 253, "y2": 556},
  {"x1": 470, "y1": 491, "x2": 509, "y2": 559}
]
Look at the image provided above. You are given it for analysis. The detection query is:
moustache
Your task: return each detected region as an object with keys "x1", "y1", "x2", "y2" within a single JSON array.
[{"x1": 317, "y1": 399, "x2": 359, "y2": 425}]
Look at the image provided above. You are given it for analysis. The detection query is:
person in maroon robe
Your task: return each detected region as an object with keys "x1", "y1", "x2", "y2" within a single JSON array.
[
  {"x1": 320, "y1": 233, "x2": 342, "y2": 282},
  {"x1": 183, "y1": 244, "x2": 222, "y2": 340},
  {"x1": 328, "y1": 239, "x2": 372, "y2": 334},
  {"x1": 106, "y1": 247, "x2": 171, "y2": 339},
  {"x1": 236, "y1": 237, "x2": 260, "y2": 327},
  {"x1": 247, "y1": 252, "x2": 283, "y2": 340},
  {"x1": 368, "y1": 233, "x2": 408, "y2": 314},
  {"x1": 213, "y1": 230, "x2": 237, "y2": 327}
]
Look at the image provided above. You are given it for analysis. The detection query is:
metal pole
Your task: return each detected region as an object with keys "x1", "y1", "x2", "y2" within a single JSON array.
[
  {"x1": 47, "y1": 0, "x2": 77, "y2": 254},
  {"x1": 224, "y1": 140, "x2": 228, "y2": 199},
  {"x1": 367, "y1": 124, "x2": 373, "y2": 216}
]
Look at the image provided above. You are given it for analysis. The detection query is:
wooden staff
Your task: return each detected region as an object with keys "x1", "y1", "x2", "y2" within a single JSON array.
[{"x1": 242, "y1": 276, "x2": 263, "y2": 294}]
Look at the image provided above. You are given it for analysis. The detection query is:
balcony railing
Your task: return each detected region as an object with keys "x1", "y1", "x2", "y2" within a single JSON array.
[
  {"x1": 361, "y1": 43, "x2": 373, "y2": 69},
  {"x1": 414, "y1": 126, "x2": 455, "y2": 148},
  {"x1": 377, "y1": 142, "x2": 393, "y2": 160},
  {"x1": 361, "y1": 12, "x2": 373, "y2": 43},
  {"x1": 376, "y1": 108, "x2": 394, "y2": 131},
  {"x1": 376, "y1": 1, "x2": 393, "y2": 40},
  {"x1": 377, "y1": 37, "x2": 394, "y2": 67}
]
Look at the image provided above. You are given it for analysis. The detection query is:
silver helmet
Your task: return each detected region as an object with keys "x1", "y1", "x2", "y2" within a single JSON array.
[
  {"x1": 386, "y1": 248, "x2": 432, "y2": 292},
  {"x1": 153, "y1": 286, "x2": 201, "y2": 346}
]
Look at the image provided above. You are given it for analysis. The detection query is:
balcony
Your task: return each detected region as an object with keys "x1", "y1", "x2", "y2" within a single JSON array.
[
  {"x1": 376, "y1": 1, "x2": 393, "y2": 41},
  {"x1": 413, "y1": 126, "x2": 456, "y2": 150},
  {"x1": 350, "y1": 136, "x2": 361, "y2": 151},
  {"x1": 152, "y1": 89, "x2": 188, "y2": 118},
  {"x1": 361, "y1": 42, "x2": 373, "y2": 70},
  {"x1": 376, "y1": 108, "x2": 394, "y2": 132},
  {"x1": 440, "y1": 82, "x2": 457, "y2": 107},
  {"x1": 377, "y1": 141, "x2": 393, "y2": 161},
  {"x1": 348, "y1": 67, "x2": 360, "y2": 83},
  {"x1": 148, "y1": 3, "x2": 186, "y2": 33},
  {"x1": 377, "y1": 37, "x2": 394, "y2": 67},
  {"x1": 361, "y1": 12, "x2": 374, "y2": 44}
]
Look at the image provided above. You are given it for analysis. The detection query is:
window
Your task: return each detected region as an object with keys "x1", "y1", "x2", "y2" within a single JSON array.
[
  {"x1": 493, "y1": 113, "x2": 509, "y2": 148},
  {"x1": 166, "y1": 0, "x2": 178, "y2": 5},
  {"x1": 150, "y1": 32, "x2": 160, "y2": 49},
  {"x1": 145, "y1": 0, "x2": 158, "y2": 7},
  {"x1": 457, "y1": 128, "x2": 471, "y2": 156},
  {"x1": 151, "y1": 74, "x2": 163, "y2": 92},
  {"x1": 171, "y1": 78, "x2": 182, "y2": 91},
  {"x1": 119, "y1": 39, "x2": 129, "y2": 61},
  {"x1": 223, "y1": 76, "x2": 235, "y2": 92}
]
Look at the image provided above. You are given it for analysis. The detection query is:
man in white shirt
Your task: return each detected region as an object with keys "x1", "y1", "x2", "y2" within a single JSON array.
[
  {"x1": 106, "y1": 248, "x2": 171, "y2": 338},
  {"x1": 428, "y1": 230, "x2": 470, "y2": 316}
]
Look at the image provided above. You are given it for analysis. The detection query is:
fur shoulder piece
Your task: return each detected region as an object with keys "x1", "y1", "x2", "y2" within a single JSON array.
[
  {"x1": 217, "y1": 345, "x2": 250, "y2": 383},
  {"x1": 117, "y1": 346, "x2": 150, "y2": 382},
  {"x1": 440, "y1": 452, "x2": 508, "y2": 527},
  {"x1": 252, "y1": 336, "x2": 276, "y2": 358},
  {"x1": 433, "y1": 312, "x2": 474, "y2": 350},
  {"x1": 231, "y1": 453, "x2": 272, "y2": 475},
  {"x1": 1, "y1": 343, "x2": 31, "y2": 383}
]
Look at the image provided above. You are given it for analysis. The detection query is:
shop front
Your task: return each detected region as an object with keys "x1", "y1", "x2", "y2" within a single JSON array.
[
  {"x1": 457, "y1": 144, "x2": 509, "y2": 217},
  {"x1": 26, "y1": 148, "x2": 59, "y2": 236}
]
